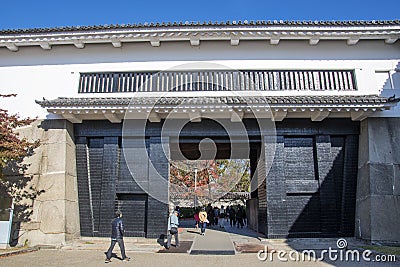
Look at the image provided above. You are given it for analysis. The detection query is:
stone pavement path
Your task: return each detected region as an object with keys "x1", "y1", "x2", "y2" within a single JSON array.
[
  {"x1": 190, "y1": 228, "x2": 235, "y2": 255},
  {"x1": 1, "y1": 249, "x2": 398, "y2": 267}
]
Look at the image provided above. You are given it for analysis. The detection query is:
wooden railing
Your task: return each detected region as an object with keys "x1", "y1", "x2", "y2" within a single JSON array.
[{"x1": 79, "y1": 70, "x2": 356, "y2": 93}]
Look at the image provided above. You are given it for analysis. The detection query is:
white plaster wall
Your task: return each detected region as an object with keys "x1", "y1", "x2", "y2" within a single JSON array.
[{"x1": 0, "y1": 40, "x2": 399, "y2": 118}]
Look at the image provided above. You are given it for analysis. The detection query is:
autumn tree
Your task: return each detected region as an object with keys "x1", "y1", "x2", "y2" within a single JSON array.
[
  {"x1": 169, "y1": 159, "x2": 250, "y2": 205},
  {"x1": 0, "y1": 94, "x2": 40, "y2": 222}
]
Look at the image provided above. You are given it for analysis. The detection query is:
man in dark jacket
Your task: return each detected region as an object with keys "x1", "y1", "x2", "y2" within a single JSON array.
[{"x1": 105, "y1": 211, "x2": 130, "y2": 263}]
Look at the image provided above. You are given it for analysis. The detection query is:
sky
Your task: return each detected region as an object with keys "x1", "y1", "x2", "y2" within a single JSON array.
[{"x1": 0, "y1": 0, "x2": 399, "y2": 30}]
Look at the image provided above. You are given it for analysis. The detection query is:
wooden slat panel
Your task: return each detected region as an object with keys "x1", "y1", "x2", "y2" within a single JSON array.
[{"x1": 78, "y1": 70, "x2": 358, "y2": 93}]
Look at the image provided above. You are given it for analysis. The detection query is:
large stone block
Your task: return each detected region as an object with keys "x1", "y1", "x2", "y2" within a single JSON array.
[
  {"x1": 358, "y1": 120, "x2": 370, "y2": 168},
  {"x1": 65, "y1": 200, "x2": 80, "y2": 240},
  {"x1": 43, "y1": 143, "x2": 67, "y2": 173},
  {"x1": 394, "y1": 165, "x2": 400, "y2": 196},
  {"x1": 369, "y1": 163, "x2": 394, "y2": 195},
  {"x1": 23, "y1": 145, "x2": 44, "y2": 176},
  {"x1": 367, "y1": 118, "x2": 400, "y2": 165},
  {"x1": 29, "y1": 196, "x2": 42, "y2": 222},
  {"x1": 36, "y1": 173, "x2": 66, "y2": 201},
  {"x1": 21, "y1": 230, "x2": 65, "y2": 247},
  {"x1": 39, "y1": 201, "x2": 65, "y2": 234},
  {"x1": 21, "y1": 221, "x2": 41, "y2": 230},
  {"x1": 357, "y1": 164, "x2": 370, "y2": 199},
  {"x1": 355, "y1": 197, "x2": 371, "y2": 240},
  {"x1": 65, "y1": 174, "x2": 78, "y2": 202},
  {"x1": 65, "y1": 142, "x2": 77, "y2": 177},
  {"x1": 370, "y1": 195, "x2": 400, "y2": 242},
  {"x1": 36, "y1": 120, "x2": 70, "y2": 144}
]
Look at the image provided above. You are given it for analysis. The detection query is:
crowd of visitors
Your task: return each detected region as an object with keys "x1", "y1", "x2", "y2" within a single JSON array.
[{"x1": 192, "y1": 203, "x2": 247, "y2": 234}]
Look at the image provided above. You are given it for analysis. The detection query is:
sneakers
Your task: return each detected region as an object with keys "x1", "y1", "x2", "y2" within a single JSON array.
[
  {"x1": 105, "y1": 258, "x2": 111, "y2": 263},
  {"x1": 122, "y1": 257, "x2": 131, "y2": 262}
]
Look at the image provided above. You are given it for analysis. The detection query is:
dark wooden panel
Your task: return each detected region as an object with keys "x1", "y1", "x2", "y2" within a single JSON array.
[{"x1": 115, "y1": 194, "x2": 147, "y2": 237}]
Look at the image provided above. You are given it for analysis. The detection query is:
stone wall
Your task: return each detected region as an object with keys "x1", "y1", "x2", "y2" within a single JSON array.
[
  {"x1": 15, "y1": 119, "x2": 79, "y2": 246},
  {"x1": 356, "y1": 118, "x2": 400, "y2": 244}
]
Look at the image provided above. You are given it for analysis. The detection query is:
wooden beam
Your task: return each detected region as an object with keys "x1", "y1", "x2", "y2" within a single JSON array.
[
  {"x1": 148, "y1": 112, "x2": 161, "y2": 122},
  {"x1": 272, "y1": 110, "x2": 287, "y2": 121},
  {"x1": 309, "y1": 38, "x2": 320, "y2": 46},
  {"x1": 73, "y1": 41, "x2": 85, "y2": 49},
  {"x1": 190, "y1": 38, "x2": 200, "y2": 46},
  {"x1": 311, "y1": 110, "x2": 330, "y2": 121},
  {"x1": 230, "y1": 37, "x2": 240, "y2": 46},
  {"x1": 62, "y1": 113, "x2": 82, "y2": 123},
  {"x1": 40, "y1": 42, "x2": 52, "y2": 50},
  {"x1": 230, "y1": 111, "x2": 244, "y2": 122},
  {"x1": 189, "y1": 111, "x2": 202, "y2": 122},
  {"x1": 5, "y1": 43, "x2": 18, "y2": 52},
  {"x1": 351, "y1": 110, "x2": 372, "y2": 121},
  {"x1": 347, "y1": 37, "x2": 360, "y2": 45},
  {"x1": 104, "y1": 113, "x2": 121, "y2": 123},
  {"x1": 150, "y1": 39, "x2": 160, "y2": 47},
  {"x1": 385, "y1": 36, "x2": 398, "y2": 44},
  {"x1": 270, "y1": 36, "x2": 280, "y2": 45},
  {"x1": 111, "y1": 40, "x2": 122, "y2": 48}
]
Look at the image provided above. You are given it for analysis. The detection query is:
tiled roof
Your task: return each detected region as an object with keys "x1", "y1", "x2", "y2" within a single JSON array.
[
  {"x1": 2, "y1": 20, "x2": 400, "y2": 34},
  {"x1": 36, "y1": 95, "x2": 396, "y2": 108}
]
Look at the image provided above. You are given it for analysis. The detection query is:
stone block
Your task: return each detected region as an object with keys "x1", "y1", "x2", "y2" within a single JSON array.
[
  {"x1": 367, "y1": 118, "x2": 400, "y2": 164},
  {"x1": 358, "y1": 120, "x2": 370, "y2": 168},
  {"x1": 65, "y1": 142, "x2": 76, "y2": 177},
  {"x1": 369, "y1": 163, "x2": 394, "y2": 195},
  {"x1": 65, "y1": 200, "x2": 80, "y2": 239},
  {"x1": 44, "y1": 143, "x2": 67, "y2": 173},
  {"x1": 36, "y1": 173, "x2": 66, "y2": 201},
  {"x1": 357, "y1": 164, "x2": 370, "y2": 199},
  {"x1": 21, "y1": 230, "x2": 65, "y2": 247},
  {"x1": 355, "y1": 197, "x2": 371, "y2": 240},
  {"x1": 39, "y1": 201, "x2": 65, "y2": 234},
  {"x1": 16, "y1": 120, "x2": 45, "y2": 142},
  {"x1": 370, "y1": 195, "x2": 400, "y2": 242},
  {"x1": 394, "y1": 165, "x2": 400, "y2": 196},
  {"x1": 36, "y1": 120, "x2": 69, "y2": 145},
  {"x1": 23, "y1": 145, "x2": 44, "y2": 176},
  {"x1": 65, "y1": 174, "x2": 78, "y2": 202},
  {"x1": 21, "y1": 221, "x2": 41, "y2": 230}
]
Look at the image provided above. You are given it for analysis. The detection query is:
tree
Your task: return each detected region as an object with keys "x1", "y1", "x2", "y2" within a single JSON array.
[
  {"x1": 0, "y1": 94, "x2": 40, "y2": 222},
  {"x1": 169, "y1": 159, "x2": 250, "y2": 206}
]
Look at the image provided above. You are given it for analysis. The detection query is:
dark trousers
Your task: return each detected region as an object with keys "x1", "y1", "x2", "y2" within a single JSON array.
[
  {"x1": 237, "y1": 218, "x2": 244, "y2": 228},
  {"x1": 199, "y1": 222, "x2": 207, "y2": 233},
  {"x1": 167, "y1": 231, "x2": 179, "y2": 247},
  {"x1": 106, "y1": 238, "x2": 126, "y2": 260}
]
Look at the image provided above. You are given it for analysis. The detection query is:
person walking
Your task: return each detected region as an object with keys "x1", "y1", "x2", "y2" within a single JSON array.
[
  {"x1": 243, "y1": 206, "x2": 247, "y2": 226},
  {"x1": 226, "y1": 206, "x2": 231, "y2": 222},
  {"x1": 236, "y1": 205, "x2": 244, "y2": 229},
  {"x1": 206, "y1": 204, "x2": 214, "y2": 227},
  {"x1": 229, "y1": 206, "x2": 236, "y2": 227},
  {"x1": 105, "y1": 211, "x2": 130, "y2": 263},
  {"x1": 219, "y1": 205, "x2": 225, "y2": 228},
  {"x1": 166, "y1": 210, "x2": 180, "y2": 249},
  {"x1": 194, "y1": 208, "x2": 200, "y2": 229},
  {"x1": 198, "y1": 207, "x2": 208, "y2": 235},
  {"x1": 213, "y1": 206, "x2": 220, "y2": 226}
]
